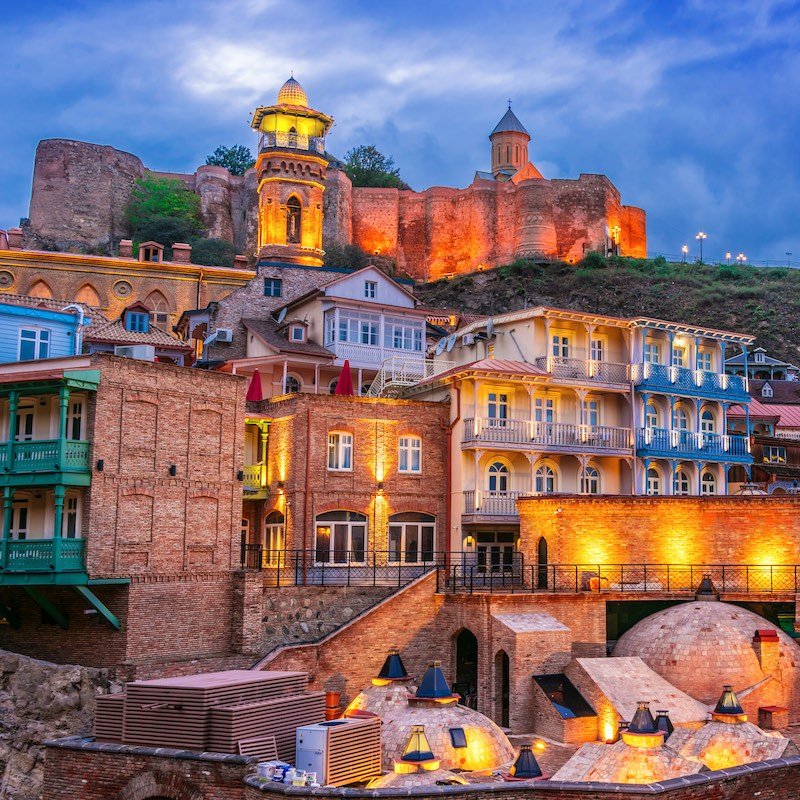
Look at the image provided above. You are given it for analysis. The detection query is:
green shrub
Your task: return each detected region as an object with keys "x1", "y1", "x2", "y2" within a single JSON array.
[{"x1": 190, "y1": 237, "x2": 237, "y2": 268}]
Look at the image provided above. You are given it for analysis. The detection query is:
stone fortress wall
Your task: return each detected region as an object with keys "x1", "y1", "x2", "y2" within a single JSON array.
[{"x1": 23, "y1": 138, "x2": 646, "y2": 281}]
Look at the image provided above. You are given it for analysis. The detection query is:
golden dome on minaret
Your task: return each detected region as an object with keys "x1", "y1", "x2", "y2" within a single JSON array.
[{"x1": 277, "y1": 76, "x2": 308, "y2": 107}]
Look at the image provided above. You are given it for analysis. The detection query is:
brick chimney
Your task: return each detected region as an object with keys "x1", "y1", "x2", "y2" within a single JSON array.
[
  {"x1": 7, "y1": 227, "x2": 24, "y2": 250},
  {"x1": 753, "y1": 629, "x2": 780, "y2": 675},
  {"x1": 233, "y1": 254, "x2": 249, "y2": 269},
  {"x1": 118, "y1": 239, "x2": 133, "y2": 258},
  {"x1": 171, "y1": 242, "x2": 192, "y2": 264}
]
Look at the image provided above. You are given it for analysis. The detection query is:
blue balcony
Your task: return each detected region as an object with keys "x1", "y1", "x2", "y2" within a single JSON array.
[
  {"x1": 0, "y1": 537, "x2": 87, "y2": 585},
  {"x1": 632, "y1": 363, "x2": 749, "y2": 402},
  {"x1": 636, "y1": 427, "x2": 752, "y2": 463}
]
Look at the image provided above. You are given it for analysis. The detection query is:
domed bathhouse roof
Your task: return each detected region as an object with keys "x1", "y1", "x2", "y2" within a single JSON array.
[
  {"x1": 612, "y1": 601, "x2": 800, "y2": 709},
  {"x1": 277, "y1": 76, "x2": 309, "y2": 106}
]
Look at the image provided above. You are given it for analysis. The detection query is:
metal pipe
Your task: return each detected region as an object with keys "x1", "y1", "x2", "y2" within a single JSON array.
[{"x1": 60, "y1": 304, "x2": 86, "y2": 355}]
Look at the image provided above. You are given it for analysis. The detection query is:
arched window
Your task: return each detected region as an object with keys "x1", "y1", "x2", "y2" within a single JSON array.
[
  {"x1": 28, "y1": 280, "x2": 52, "y2": 300},
  {"x1": 673, "y1": 468, "x2": 690, "y2": 495},
  {"x1": 487, "y1": 461, "x2": 510, "y2": 493},
  {"x1": 264, "y1": 510, "x2": 285, "y2": 560},
  {"x1": 672, "y1": 406, "x2": 689, "y2": 430},
  {"x1": 535, "y1": 462, "x2": 557, "y2": 494},
  {"x1": 645, "y1": 403, "x2": 659, "y2": 428},
  {"x1": 701, "y1": 471, "x2": 717, "y2": 496},
  {"x1": 328, "y1": 378, "x2": 338, "y2": 394},
  {"x1": 287, "y1": 196, "x2": 301, "y2": 243},
  {"x1": 495, "y1": 649, "x2": 510, "y2": 728},
  {"x1": 144, "y1": 290, "x2": 169, "y2": 326},
  {"x1": 581, "y1": 465, "x2": 601, "y2": 495},
  {"x1": 388, "y1": 512, "x2": 435, "y2": 563},
  {"x1": 700, "y1": 409, "x2": 715, "y2": 434},
  {"x1": 505, "y1": 144, "x2": 511, "y2": 163},
  {"x1": 455, "y1": 629, "x2": 478, "y2": 708},
  {"x1": 314, "y1": 510, "x2": 367, "y2": 563},
  {"x1": 75, "y1": 284, "x2": 101, "y2": 307},
  {"x1": 537, "y1": 536, "x2": 548, "y2": 589},
  {"x1": 284, "y1": 374, "x2": 301, "y2": 394},
  {"x1": 647, "y1": 467, "x2": 661, "y2": 496}
]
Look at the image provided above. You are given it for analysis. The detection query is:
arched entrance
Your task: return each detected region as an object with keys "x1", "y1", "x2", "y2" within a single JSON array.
[
  {"x1": 454, "y1": 629, "x2": 478, "y2": 709},
  {"x1": 494, "y1": 649, "x2": 510, "y2": 728},
  {"x1": 537, "y1": 536, "x2": 548, "y2": 589}
]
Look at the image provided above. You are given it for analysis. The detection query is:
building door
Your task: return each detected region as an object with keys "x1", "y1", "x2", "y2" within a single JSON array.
[
  {"x1": 537, "y1": 536, "x2": 549, "y2": 589},
  {"x1": 454, "y1": 629, "x2": 478, "y2": 709},
  {"x1": 495, "y1": 650, "x2": 510, "y2": 728},
  {"x1": 476, "y1": 531, "x2": 515, "y2": 572},
  {"x1": 15, "y1": 407, "x2": 34, "y2": 441},
  {"x1": 10, "y1": 498, "x2": 29, "y2": 540}
]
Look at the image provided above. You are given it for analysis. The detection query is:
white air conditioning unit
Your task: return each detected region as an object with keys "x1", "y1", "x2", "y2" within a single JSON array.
[
  {"x1": 114, "y1": 345, "x2": 156, "y2": 361},
  {"x1": 462, "y1": 333, "x2": 476, "y2": 346},
  {"x1": 215, "y1": 328, "x2": 233, "y2": 343}
]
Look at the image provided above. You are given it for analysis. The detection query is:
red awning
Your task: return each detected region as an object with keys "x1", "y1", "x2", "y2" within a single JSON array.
[
  {"x1": 334, "y1": 360, "x2": 354, "y2": 396},
  {"x1": 246, "y1": 369, "x2": 264, "y2": 402}
]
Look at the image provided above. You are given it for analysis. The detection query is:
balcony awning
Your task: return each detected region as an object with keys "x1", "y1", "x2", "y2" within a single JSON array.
[{"x1": 0, "y1": 368, "x2": 100, "y2": 396}]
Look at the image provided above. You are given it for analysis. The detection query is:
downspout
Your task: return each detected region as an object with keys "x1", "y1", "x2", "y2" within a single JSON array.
[
  {"x1": 443, "y1": 384, "x2": 461, "y2": 573},
  {"x1": 196, "y1": 268, "x2": 205, "y2": 309},
  {"x1": 303, "y1": 406, "x2": 312, "y2": 583},
  {"x1": 61, "y1": 304, "x2": 86, "y2": 355}
]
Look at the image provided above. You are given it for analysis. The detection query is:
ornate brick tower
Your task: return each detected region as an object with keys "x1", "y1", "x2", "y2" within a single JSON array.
[
  {"x1": 489, "y1": 103, "x2": 530, "y2": 180},
  {"x1": 250, "y1": 77, "x2": 333, "y2": 265}
]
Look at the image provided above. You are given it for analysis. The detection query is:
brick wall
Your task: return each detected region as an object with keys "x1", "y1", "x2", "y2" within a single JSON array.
[{"x1": 518, "y1": 495, "x2": 800, "y2": 567}]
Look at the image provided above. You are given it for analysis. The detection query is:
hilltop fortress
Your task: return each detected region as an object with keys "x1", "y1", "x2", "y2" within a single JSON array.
[{"x1": 24, "y1": 77, "x2": 646, "y2": 280}]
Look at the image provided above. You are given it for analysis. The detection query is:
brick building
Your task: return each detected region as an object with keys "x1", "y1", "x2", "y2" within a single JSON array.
[{"x1": 0, "y1": 353, "x2": 249, "y2": 668}]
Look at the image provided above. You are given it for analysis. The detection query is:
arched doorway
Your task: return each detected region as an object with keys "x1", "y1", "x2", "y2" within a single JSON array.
[
  {"x1": 454, "y1": 629, "x2": 478, "y2": 709},
  {"x1": 537, "y1": 536, "x2": 548, "y2": 589},
  {"x1": 494, "y1": 649, "x2": 510, "y2": 728}
]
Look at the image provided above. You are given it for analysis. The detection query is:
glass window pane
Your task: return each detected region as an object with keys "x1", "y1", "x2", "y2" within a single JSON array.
[{"x1": 315, "y1": 525, "x2": 330, "y2": 562}]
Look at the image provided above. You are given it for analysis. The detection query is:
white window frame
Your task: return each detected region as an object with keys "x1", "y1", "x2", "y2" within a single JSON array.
[
  {"x1": 644, "y1": 341, "x2": 661, "y2": 365},
  {"x1": 364, "y1": 280, "x2": 377, "y2": 299},
  {"x1": 534, "y1": 395, "x2": 556, "y2": 423},
  {"x1": 388, "y1": 514, "x2": 436, "y2": 564},
  {"x1": 63, "y1": 493, "x2": 82, "y2": 539},
  {"x1": 398, "y1": 435, "x2": 422, "y2": 473},
  {"x1": 551, "y1": 333, "x2": 571, "y2": 358},
  {"x1": 327, "y1": 432, "x2": 353, "y2": 471},
  {"x1": 673, "y1": 468, "x2": 690, "y2": 496},
  {"x1": 535, "y1": 462, "x2": 557, "y2": 495},
  {"x1": 488, "y1": 391, "x2": 509, "y2": 425},
  {"x1": 384, "y1": 316, "x2": 423, "y2": 352},
  {"x1": 581, "y1": 465, "x2": 601, "y2": 495},
  {"x1": 284, "y1": 374, "x2": 302, "y2": 394},
  {"x1": 590, "y1": 337, "x2": 605, "y2": 362},
  {"x1": 487, "y1": 461, "x2": 510, "y2": 493},
  {"x1": 765, "y1": 445, "x2": 787, "y2": 464},
  {"x1": 672, "y1": 406, "x2": 689, "y2": 431},
  {"x1": 290, "y1": 325, "x2": 306, "y2": 342},
  {"x1": 672, "y1": 346, "x2": 686, "y2": 368},
  {"x1": 645, "y1": 403, "x2": 659, "y2": 429},
  {"x1": 583, "y1": 398, "x2": 601, "y2": 426},
  {"x1": 18, "y1": 327, "x2": 51, "y2": 361},
  {"x1": 700, "y1": 409, "x2": 715, "y2": 434},
  {"x1": 647, "y1": 467, "x2": 661, "y2": 496},
  {"x1": 697, "y1": 350, "x2": 713, "y2": 372},
  {"x1": 10, "y1": 496, "x2": 29, "y2": 540},
  {"x1": 701, "y1": 471, "x2": 717, "y2": 495}
]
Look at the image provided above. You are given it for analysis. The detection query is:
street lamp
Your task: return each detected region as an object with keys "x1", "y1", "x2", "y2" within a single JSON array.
[
  {"x1": 725, "y1": 252, "x2": 731, "y2": 264},
  {"x1": 681, "y1": 244, "x2": 688, "y2": 263},
  {"x1": 736, "y1": 253, "x2": 746, "y2": 265},
  {"x1": 695, "y1": 232, "x2": 707, "y2": 263},
  {"x1": 787, "y1": 252, "x2": 793, "y2": 268}
]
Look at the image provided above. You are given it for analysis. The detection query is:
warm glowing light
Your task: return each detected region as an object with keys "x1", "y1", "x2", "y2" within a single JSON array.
[
  {"x1": 622, "y1": 730, "x2": 665, "y2": 749},
  {"x1": 533, "y1": 739, "x2": 546, "y2": 751}
]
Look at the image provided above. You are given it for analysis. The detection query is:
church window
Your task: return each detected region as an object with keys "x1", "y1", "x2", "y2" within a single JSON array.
[
  {"x1": 506, "y1": 144, "x2": 511, "y2": 163},
  {"x1": 287, "y1": 197, "x2": 301, "y2": 243},
  {"x1": 28, "y1": 280, "x2": 53, "y2": 300},
  {"x1": 75, "y1": 284, "x2": 101, "y2": 306},
  {"x1": 144, "y1": 290, "x2": 169, "y2": 326}
]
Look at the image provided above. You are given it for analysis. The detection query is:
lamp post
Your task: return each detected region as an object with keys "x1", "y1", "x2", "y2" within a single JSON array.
[
  {"x1": 787, "y1": 252, "x2": 792, "y2": 268},
  {"x1": 681, "y1": 245, "x2": 688, "y2": 263},
  {"x1": 725, "y1": 252, "x2": 731, "y2": 265},
  {"x1": 695, "y1": 232, "x2": 707, "y2": 263},
  {"x1": 736, "y1": 253, "x2": 746, "y2": 265}
]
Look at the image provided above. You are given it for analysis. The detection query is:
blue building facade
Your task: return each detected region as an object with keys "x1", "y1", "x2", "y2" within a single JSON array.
[{"x1": 0, "y1": 302, "x2": 85, "y2": 365}]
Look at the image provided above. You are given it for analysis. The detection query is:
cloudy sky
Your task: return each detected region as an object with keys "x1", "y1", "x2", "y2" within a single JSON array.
[{"x1": 2, "y1": 0, "x2": 798, "y2": 263}]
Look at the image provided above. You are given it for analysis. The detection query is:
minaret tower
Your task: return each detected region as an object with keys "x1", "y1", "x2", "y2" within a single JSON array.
[
  {"x1": 250, "y1": 77, "x2": 333, "y2": 265},
  {"x1": 489, "y1": 101, "x2": 530, "y2": 179}
]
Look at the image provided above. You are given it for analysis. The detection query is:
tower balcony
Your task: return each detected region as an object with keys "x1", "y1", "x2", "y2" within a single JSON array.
[
  {"x1": 258, "y1": 131, "x2": 325, "y2": 155},
  {"x1": 635, "y1": 427, "x2": 752, "y2": 463},
  {"x1": 632, "y1": 362, "x2": 749, "y2": 401}
]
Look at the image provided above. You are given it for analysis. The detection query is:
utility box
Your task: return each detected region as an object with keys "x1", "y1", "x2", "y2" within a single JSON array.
[{"x1": 295, "y1": 716, "x2": 381, "y2": 787}]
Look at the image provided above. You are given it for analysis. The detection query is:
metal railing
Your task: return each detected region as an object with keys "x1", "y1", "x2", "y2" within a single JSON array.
[
  {"x1": 463, "y1": 490, "x2": 525, "y2": 515},
  {"x1": 241, "y1": 463, "x2": 265, "y2": 492},
  {"x1": 0, "y1": 439, "x2": 91, "y2": 472},
  {"x1": 0, "y1": 538, "x2": 86, "y2": 572},
  {"x1": 240, "y1": 548, "x2": 449, "y2": 587},
  {"x1": 366, "y1": 356, "x2": 454, "y2": 397},
  {"x1": 438, "y1": 562, "x2": 800, "y2": 594},
  {"x1": 534, "y1": 356, "x2": 630, "y2": 384},
  {"x1": 463, "y1": 418, "x2": 631, "y2": 450},
  {"x1": 636, "y1": 427, "x2": 750, "y2": 457},
  {"x1": 632, "y1": 363, "x2": 749, "y2": 398}
]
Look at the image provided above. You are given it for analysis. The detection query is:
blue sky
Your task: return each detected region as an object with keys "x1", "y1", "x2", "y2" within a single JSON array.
[{"x1": 1, "y1": 0, "x2": 799, "y2": 263}]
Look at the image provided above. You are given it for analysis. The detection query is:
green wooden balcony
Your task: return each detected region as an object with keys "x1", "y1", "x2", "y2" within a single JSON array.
[
  {"x1": 0, "y1": 440, "x2": 91, "y2": 485},
  {"x1": 0, "y1": 537, "x2": 86, "y2": 584}
]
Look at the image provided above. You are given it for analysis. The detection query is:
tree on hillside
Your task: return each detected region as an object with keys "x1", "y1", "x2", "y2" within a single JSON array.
[
  {"x1": 125, "y1": 174, "x2": 203, "y2": 237},
  {"x1": 205, "y1": 145, "x2": 256, "y2": 176},
  {"x1": 343, "y1": 145, "x2": 410, "y2": 189}
]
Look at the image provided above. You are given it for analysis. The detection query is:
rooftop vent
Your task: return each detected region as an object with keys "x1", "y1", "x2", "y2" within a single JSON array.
[
  {"x1": 401, "y1": 725, "x2": 435, "y2": 763},
  {"x1": 695, "y1": 574, "x2": 719, "y2": 601},
  {"x1": 655, "y1": 710, "x2": 674, "y2": 740},
  {"x1": 713, "y1": 685, "x2": 746, "y2": 721},
  {"x1": 377, "y1": 649, "x2": 409, "y2": 681},
  {"x1": 509, "y1": 745, "x2": 543, "y2": 779},
  {"x1": 415, "y1": 661, "x2": 454, "y2": 700},
  {"x1": 627, "y1": 701, "x2": 658, "y2": 735}
]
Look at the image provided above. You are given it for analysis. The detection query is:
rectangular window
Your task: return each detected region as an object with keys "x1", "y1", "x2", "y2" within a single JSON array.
[
  {"x1": 698, "y1": 351, "x2": 713, "y2": 372},
  {"x1": 487, "y1": 392, "x2": 508, "y2": 425},
  {"x1": 337, "y1": 310, "x2": 380, "y2": 346},
  {"x1": 551, "y1": 334, "x2": 570, "y2": 358},
  {"x1": 644, "y1": 341, "x2": 661, "y2": 364},
  {"x1": 290, "y1": 326, "x2": 305, "y2": 342},
  {"x1": 583, "y1": 398, "x2": 600, "y2": 426},
  {"x1": 364, "y1": 280, "x2": 377, "y2": 299},
  {"x1": 264, "y1": 278, "x2": 283, "y2": 297},
  {"x1": 125, "y1": 311, "x2": 150, "y2": 333},
  {"x1": 384, "y1": 317, "x2": 423, "y2": 352},
  {"x1": 590, "y1": 338, "x2": 605, "y2": 361},
  {"x1": 534, "y1": 396, "x2": 556, "y2": 423},
  {"x1": 64, "y1": 496, "x2": 79, "y2": 539},
  {"x1": 327, "y1": 432, "x2": 353, "y2": 471},
  {"x1": 765, "y1": 446, "x2": 787, "y2": 464},
  {"x1": 324, "y1": 312, "x2": 335, "y2": 346},
  {"x1": 398, "y1": 436, "x2": 422, "y2": 473},
  {"x1": 19, "y1": 328, "x2": 50, "y2": 361},
  {"x1": 68, "y1": 399, "x2": 84, "y2": 440},
  {"x1": 672, "y1": 347, "x2": 686, "y2": 367}
]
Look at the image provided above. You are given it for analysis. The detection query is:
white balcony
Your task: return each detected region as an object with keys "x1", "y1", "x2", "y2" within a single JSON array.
[
  {"x1": 463, "y1": 489, "x2": 524, "y2": 516},
  {"x1": 367, "y1": 356, "x2": 454, "y2": 397},
  {"x1": 534, "y1": 356, "x2": 630, "y2": 384},
  {"x1": 463, "y1": 418, "x2": 632, "y2": 452},
  {"x1": 328, "y1": 341, "x2": 421, "y2": 370}
]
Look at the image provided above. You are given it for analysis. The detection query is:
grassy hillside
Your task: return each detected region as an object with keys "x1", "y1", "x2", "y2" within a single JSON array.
[{"x1": 416, "y1": 256, "x2": 800, "y2": 362}]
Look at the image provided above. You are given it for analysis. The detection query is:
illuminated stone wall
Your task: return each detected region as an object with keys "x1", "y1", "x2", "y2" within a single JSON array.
[{"x1": 517, "y1": 495, "x2": 800, "y2": 567}]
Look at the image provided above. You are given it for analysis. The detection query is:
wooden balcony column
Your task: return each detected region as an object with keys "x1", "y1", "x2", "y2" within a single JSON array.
[{"x1": 5, "y1": 390, "x2": 18, "y2": 470}]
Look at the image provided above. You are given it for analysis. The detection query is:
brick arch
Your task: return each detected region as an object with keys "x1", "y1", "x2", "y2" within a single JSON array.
[
  {"x1": 116, "y1": 769, "x2": 206, "y2": 800},
  {"x1": 75, "y1": 282, "x2": 102, "y2": 306},
  {"x1": 27, "y1": 279, "x2": 53, "y2": 299}
]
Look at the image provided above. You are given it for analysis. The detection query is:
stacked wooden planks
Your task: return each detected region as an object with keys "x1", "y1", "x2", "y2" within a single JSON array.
[{"x1": 93, "y1": 693, "x2": 125, "y2": 742}]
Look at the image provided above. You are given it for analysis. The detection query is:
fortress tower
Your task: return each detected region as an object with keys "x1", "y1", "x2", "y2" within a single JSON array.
[
  {"x1": 489, "y1": 103, "x2": 531, "y2": 179},
  {"x1": 250, "y1": 77, "x2": 333, "y2": 265}
]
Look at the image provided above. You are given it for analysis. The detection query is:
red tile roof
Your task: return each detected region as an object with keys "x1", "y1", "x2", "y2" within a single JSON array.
[
  {"x1": 729, "y1": 398, "x2": 800, "y2": 427},
  {"x1": 84, "y1": 318, "x2": 191, "y2": 350}
]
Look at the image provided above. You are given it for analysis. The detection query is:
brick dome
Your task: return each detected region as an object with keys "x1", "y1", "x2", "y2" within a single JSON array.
[
  {"x1": 277, "y1": 77, "x2": 308, "y2": 107},
  {"x1": 612, "y1": 601, "x2": 800, "y2": 704}
]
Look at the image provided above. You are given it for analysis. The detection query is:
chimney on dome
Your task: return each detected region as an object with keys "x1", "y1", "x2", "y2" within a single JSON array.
[
  {"x1": 376, "y1": 649, "x2": 409, "y2": 682},
  {"x1": 655, "y1": 710, "x2": 674, "y2": 740},
  {"x1": 6, "y1": 227, "x2": 23, "y2": 250},
  {"x1": 753, "y1": 629, "x2": 780, "y2": 674},
  {"x1": 695, "y1": 574, "x2": 720, "y2": 601},
  {"x1": 412, "y1": 661, "x2": 457, "y2": 703},
  {"x1": 712, "y1": 685, "x2": 747, "y2": 723},
  {"x1": 509, "y1": 745, "x2": 543, "y2": 779}
]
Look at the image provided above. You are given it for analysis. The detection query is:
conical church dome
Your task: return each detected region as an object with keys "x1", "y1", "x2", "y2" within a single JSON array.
[{"x1": 277, "y1": 76, "x2": 308, "y2": 106}]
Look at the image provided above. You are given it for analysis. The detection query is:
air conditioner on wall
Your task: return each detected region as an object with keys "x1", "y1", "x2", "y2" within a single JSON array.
[
  {"x1": 113, "y1": 345, "x2": 156, "y2": 361},
  {"x1": 215, "y1": 328, "x2": 233, "y2": 342},
  {"x1": 462, "y1": 333, "x2": 476, "y2": 346}
]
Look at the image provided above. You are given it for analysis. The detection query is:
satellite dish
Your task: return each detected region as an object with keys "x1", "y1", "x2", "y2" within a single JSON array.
[
  {"x1": 486, "y1": 318, "x2": 494, "y2": 338},
  {"x1": 435, "y1": 337, "x2": 447, "y2": 356},
  {"x1": 445, "y1": 333, "x2": 457, "y2": 353},
  {"x1": 276, "y1": 307, "x2": 287, "y2": 324}
]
